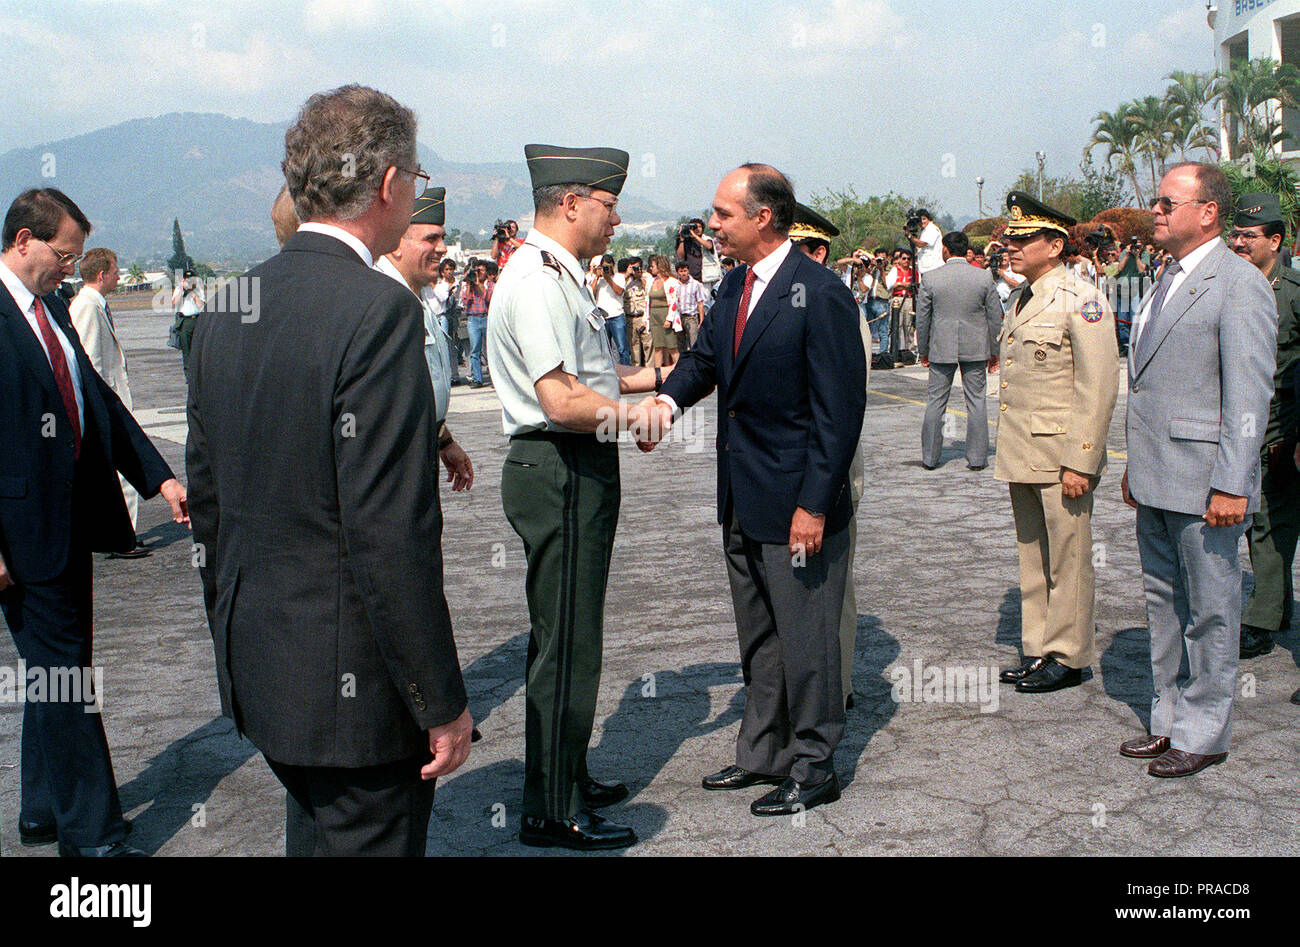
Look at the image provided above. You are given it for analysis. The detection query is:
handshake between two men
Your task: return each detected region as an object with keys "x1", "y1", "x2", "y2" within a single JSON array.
[{"x1": 628, "y1": 394, "x2": 829, "y2": 559}]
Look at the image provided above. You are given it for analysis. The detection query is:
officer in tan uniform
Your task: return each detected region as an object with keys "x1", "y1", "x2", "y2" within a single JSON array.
[
  {"x1": 994, "y1": 192, "x2": 1119, "y2": 693},
  {"x1": 789, "y1": 202, "x2": 871, "y2": 710}
]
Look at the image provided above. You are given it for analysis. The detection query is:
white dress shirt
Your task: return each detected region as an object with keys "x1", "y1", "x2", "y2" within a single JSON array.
[
  {"x1": 658, "y1": 239, "x2": 793, "y2": 416},
  {"x1": 297, "y1": 222, "x2": 374, "y2": 267},
  {"x1": 1130, "y1": 236, "x2": 1221, "y2": 351},
  {"x1": 0, "y1": 259, "x2": 85, "y2": 427}
]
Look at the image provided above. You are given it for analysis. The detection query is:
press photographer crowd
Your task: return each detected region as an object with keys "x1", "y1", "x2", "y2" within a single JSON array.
[{"x1": 3, "y1": 82, "x2": 1299, "y2": 858}]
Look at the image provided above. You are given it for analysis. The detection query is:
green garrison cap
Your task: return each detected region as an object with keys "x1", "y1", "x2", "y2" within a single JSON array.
[
  {"x1": 1234, "y1": 192, "x2": 1283, "y2": 229},
  {"x1": 1003, "y1": 190, "x2": 1076, "y2": 238},
  {"x1": 524, "y1": 143, "x2": 630, "y2": 195},
  {"x1": 410, "y1": 188, "x2": 445, "y2": 226},
  {"x1": 789, "y1": 202, "x2": 840, "y2": 243}
]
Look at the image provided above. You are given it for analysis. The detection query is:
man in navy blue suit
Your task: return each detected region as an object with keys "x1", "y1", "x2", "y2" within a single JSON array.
[
  {"x1": 647, "y1": 164, "x2": 865, "y2": 816},
  {"x1": 0, "y1": 188, "x2": 188, "y2": 856}
]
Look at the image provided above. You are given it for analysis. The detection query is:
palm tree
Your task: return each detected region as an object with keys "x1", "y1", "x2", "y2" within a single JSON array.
[
  {"x1": 1221, "y1": 146, "x2": 1300, "y2": 234},
  {"x1": 1220, "y1": 58, "x2": 1300, "y2": 158},
  {"x1": 1127, "y1": 96, "x2": 1179, "y2": 199},
  {"x1": 1086, "y1": 103, "x2": 1145, "y2": 206},
  {"x1": 127, "y1": 263, "x2": 145, "y2": 286},
  {"x1": 1164, "y1": 70, "x2": 1224, "y2": 160}
]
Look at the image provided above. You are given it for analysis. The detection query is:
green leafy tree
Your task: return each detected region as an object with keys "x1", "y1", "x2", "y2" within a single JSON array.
[
  {"x1": 1127, "y1": 95, "x2": 1179, "y2": 199},
  {"x1": 1219, "y1": 58, "x2": 1300, "y2": 159},
  {"x1": 167, "y1": 218, "x2": 193, "y2": 273},
  {"x1": 809, "y1": 186, "x2": 942, "y2": 260},
  {"x1": 1222, "y1": 147, "x2": 1300, "y2": 236},
  {"x1": 1077, "y1": 154, "x2": 1133, "y2": 221},
  {"x1": 1086, "y1": 103, "x2": 1145, "y2": 206},
  {"x1": 1164, "y1": 70, "x2": 1224, "y2": 160}
]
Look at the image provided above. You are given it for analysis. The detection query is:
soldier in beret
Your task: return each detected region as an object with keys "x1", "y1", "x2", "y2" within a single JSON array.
[
  {"x1": 995, "y1": 191, "x2": 1119, "y2": 694},
  {"x1": 487, "y1": 144, "x2": 665, "y2": 850},
  {"x1": 1227, "y1": 193, "x2": 1300, "y2": 660}
]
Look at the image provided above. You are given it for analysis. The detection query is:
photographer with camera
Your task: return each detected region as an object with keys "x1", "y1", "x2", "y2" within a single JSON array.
[
  {"x1": 836, "y1": 247, "x2": 891, "y2": 357},
  {"x1": 906, "y1": 207, "x2": 944, "y2": 276},
  {"x1": 1111, "y1": 235, "x2": 1146, "y2": 356},
  {"x1": 588, "y1": 252, "x2": 630, "y2": 365},
  {"x1": 492, "y1": 218, "x2": 523, "y2": 268},
  {"x1": 459, "y1": 257, "x2": 493, "y2": 387},
  {"x1": 986, "y1": 238, "x2": 1024, "y2": 312},
  {"x1": 676, "y1": 217, "x2": 720, "y2": 287}
]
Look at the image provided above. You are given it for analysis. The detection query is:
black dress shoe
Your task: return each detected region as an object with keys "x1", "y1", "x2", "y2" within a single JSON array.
[
  {"x1": 58, "y1": 840, "x2": 146, "y2": 857},
  {"x1": 999, "y1": 656, "x2": 1045, "y2": 684},
  {"x1": 1239, "y1": 624, "x2": 1275, "y2": 659},
  {"x1": 1291, "y1": 687, "x2": 1300, "y2": 706},
  {"x1": 750, "y1": 774, "x2": 841, "y2": 817},
  {"x1": 519, "y1": 810, "x2": 636, "y2": 850},
  {"x1": 19, "y1": 820, "x2": 57, "y2": 846},
  {"x1": 579, "y1": 775, "x2": 629, "y2": 809},
  {"x1": 107, "y1": 544, "x2": 151, "y2": 560},
  {"x1": 701, "y1": 765, "x2": 785, "y2": 791},
  {"x1": 1015, "y1": 657, "x2": 1082, "y2": 693},
  {"x1": 967, "y1": 464, "x2": 987, "y2": 471}
]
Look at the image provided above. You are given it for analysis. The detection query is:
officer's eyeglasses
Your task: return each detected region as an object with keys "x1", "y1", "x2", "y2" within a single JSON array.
[
  {"x1": 578, "y1": 194, "x2": 619, "y2": 213},
  {"x1": 31, "y1": 237, "x2": 83, "y2": 268},
  {"x1": 1149, "y1": 196, "x2": 1208, "y2": 214},
  {"x1": 396, "y1": 165, "x2": 430, "y2": 197},
  {"x1": 1228, "y1": 230, "x2": 1267, "y2": 242}
]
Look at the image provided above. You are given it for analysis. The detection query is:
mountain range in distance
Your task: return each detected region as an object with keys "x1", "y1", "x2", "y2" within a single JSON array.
[{"x1": 0, "y1": 112, "x2": 676, "y2": 267}]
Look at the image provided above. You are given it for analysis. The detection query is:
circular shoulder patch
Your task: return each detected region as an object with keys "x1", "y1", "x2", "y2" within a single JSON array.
[{"x1": 1081, "y1": 300, "x2": 1103, "y2": 323}]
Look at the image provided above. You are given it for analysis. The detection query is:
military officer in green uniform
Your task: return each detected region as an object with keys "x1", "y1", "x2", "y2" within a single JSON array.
[
  {"x1": 994, "y1": 192, "x2": 1119, "y2": 693},
  {"x1": 789, "y1": 202, "x2": 871, "y2": 710},
  {"x1": 1228, "y1": 193, "x2": 1300, "y2": 659},
  {"x1": 487, "y1": 144, "x2": 665, "y2": 851}
]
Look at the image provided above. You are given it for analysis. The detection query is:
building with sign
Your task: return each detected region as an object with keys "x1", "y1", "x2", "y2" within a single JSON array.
[{"x1": 1210, "y1": 0, "x2": 1300, "y2": 159}]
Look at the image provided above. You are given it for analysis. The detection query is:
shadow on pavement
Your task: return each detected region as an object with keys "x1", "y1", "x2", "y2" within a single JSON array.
[
  {"x1": 842, "y1": 614, "x2": 899, "y2": 791},
  {"x1": 1100, "y1": 626, "x2": 1154, "y2": 731},
  {"x1": 116, "y1": 715, "x2": 256, "y2": 854}
]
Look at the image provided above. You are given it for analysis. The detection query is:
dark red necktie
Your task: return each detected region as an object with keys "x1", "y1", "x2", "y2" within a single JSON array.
[
  {"x1": 33, "y1": 297, "x2": 82, "y2": 458},
  {"x1": 732, "y1": 266, "x2": 757, "y2": 357}
]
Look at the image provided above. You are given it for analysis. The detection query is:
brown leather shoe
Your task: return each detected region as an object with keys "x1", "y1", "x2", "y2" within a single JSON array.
[
  {"x1": 1119, "y1": 734, "x2": 1170, "y2": 759},
  {"x1": 1148, "y1": 747, "x2": 1227, "y2": 778}
]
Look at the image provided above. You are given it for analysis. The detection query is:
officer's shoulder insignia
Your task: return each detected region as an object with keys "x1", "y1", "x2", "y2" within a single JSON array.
[
  {"x1": 539, "y1": 250, "x2": 565, "y2": 277},
  {"x1": 1081, "y1": 300, "x2": 1103, "y2": 322}
]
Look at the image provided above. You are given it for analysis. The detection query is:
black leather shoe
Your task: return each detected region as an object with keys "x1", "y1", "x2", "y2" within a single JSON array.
[
  {"x1": 999, "y1": 656, "x2": 1045, "y2": 684},
  {"x1": 967, "y1": 464, "x2": 986, "y2": 471},
  {"x1": 519, "y1": 810, "x2": 636, "y2": 850},
  {"x1": 1291, "y1": 687, "x2": 1300, "y2": 706},
  {"x1": 58, "y1": 840, "x2": 146, "y2": 857},
  {"x1": 701, "y1": 765, "x2": 785, "y2": 791},
  {"x1": 1015, "y1": 658, "x2": 1082, "y2": 693},
  {"x1": 750, "y1": 774, "x2": 841, "y2": 816},
  {"x1": 579, "y1": 776, "x2": 629, "y2": 809},
  {"x1": 107, "y1": 544, "x2": 151, "y2": 560},
  {"x1": 19, "y1": 820, "x2": 57, "y2": 846},
  {"x1": 1239, "y1": 624, "x2": 1275, "y2": 659}
]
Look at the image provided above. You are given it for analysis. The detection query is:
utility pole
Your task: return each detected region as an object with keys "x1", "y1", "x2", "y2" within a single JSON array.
[
  {"x1": 976, "y1": 176, "x2": 984, "y2": 216},
  {"x1": 1035, "y1": 151, "x2": 1046, "y2": 201}
]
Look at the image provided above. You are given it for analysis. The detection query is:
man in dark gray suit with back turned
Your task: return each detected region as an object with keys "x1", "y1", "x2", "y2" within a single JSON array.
[
  {"x1": 1120, "y1": 162, "x2": 1276, "y2": 778},
  {"x1": 916, "y1": 230, "x2": 1003, "y2": 470},
  {"x1": 187, "y1": 85, "x2": 473, "y2": 855}
]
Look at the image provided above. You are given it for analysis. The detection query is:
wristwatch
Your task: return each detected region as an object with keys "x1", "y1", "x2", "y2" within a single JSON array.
[{"x1": 654, "y1": 366, "x2": 663, "y2": 392}]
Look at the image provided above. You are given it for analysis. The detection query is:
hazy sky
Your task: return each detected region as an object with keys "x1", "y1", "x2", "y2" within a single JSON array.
[{"x1": 3, "y1": 0, "x2": 1213, "y2": 219}]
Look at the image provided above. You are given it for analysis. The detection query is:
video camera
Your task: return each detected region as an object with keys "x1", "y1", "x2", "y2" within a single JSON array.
[
  {"x1": 493, "y1": 219, "x2": 510, "y2": 243},
  {"x1": 904, "y1": 208, "x2": 924, "y2": 237}
]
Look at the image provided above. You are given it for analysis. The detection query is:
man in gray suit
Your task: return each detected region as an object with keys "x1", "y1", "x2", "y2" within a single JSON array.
[
  {"x1": 916, "y1": 230, "x2": 1003, "y2": 469},
  {"x1": 1120, "y1": 162, "x2": 1277, "y2": 778}
]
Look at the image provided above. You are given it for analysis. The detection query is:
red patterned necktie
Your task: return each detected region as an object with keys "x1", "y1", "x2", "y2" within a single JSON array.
[
  {"x1": 732, "y1": 266, "x2": 758, "y2": 357},
  {"x1": 33, "y1": 297, "x2": 82, "y2": 458}
]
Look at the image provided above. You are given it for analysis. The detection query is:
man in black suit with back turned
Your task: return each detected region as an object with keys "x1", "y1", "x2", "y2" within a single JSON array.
[
  {"x1": 645, "y1": 164, "x2": 866, "y2": 815},
  {"x1": 187, "y1": 85, "x2": 473, "y2": 856},
  {"x1": 0, "y1": 187, "x2": 188, "y2": 857}
]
